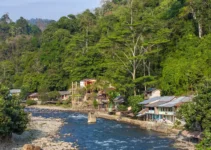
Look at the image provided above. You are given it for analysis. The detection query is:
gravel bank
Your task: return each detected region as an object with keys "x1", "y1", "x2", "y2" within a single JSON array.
[{"x1": 0, "y1": 116, "x2": 76, "y2": 150}]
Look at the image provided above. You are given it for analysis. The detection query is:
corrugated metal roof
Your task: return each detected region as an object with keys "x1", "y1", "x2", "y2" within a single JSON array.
[
  {"x1": 158, "y1": 96, "x2": 191, "y2": 107},
  {"x1": 139, "y1": 96, "x2": 161, "y2": 105},
  {"x1": 145, "y1": 101, "x2": 167, "y2": 107},
  {"x1": 182, "y1": 97, "x2": 192, "y2": 102},
  {"x1": 114, "y1": 96, "x2": 125, "y2": 103},
  {"x1": 10, "y1": 89, "x2": 21, "y2": 94},
  {"x1": 140, "y1": 96, "x2": 175, "y2": 107},
  {"x1": 29, "y1": 93, "x2": 38, "y2": 97},
  {"x1": 159, "y1": 96, "x2": 175, "y2": 101}
]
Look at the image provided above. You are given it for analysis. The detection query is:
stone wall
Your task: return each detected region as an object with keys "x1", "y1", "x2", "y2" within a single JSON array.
[{"x1": 95, "y1": 112, "x2": 180, "y2": 135}]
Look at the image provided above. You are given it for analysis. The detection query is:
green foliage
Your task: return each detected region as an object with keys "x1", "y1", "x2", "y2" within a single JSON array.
[
  {"x1": 20, "y1": 86, "x2": 29, "y2": 100},
  {"x1": 127, "y1": 95, "x2": 144, "y2": 115},
  {"x1": 62, "y1": 99, "x2": 71, "y2": 105},
  {"x1": 26, "y1": 99, "x2": 37, "y2": 106},
  {"x1": 0, "y1": 85, "x2": 29, "y2": 139},
  {"x1": 56, "y1": 100, "x2": 62, "y2": 106},
  {"x1": 107, "y1": 91, "x2": 120, "y2": 103},
  {"x1": 177, "y1": 83, "x2": 211, "y2": 132},
  {"x1": 178, "y1": 81, "x2": 211, "y2": 149},
  {"x1": 118, "y1": 104, "x2": 127, "y2": 111},
  {"x1": 93, "y1": 99, "x2": 98, "y2": 109},
  {"x1": 0, "y1": 0, "x2": 211, "y2": 103},
  {"x1": 48, "y1": 91, "x2": 60, "y2": 101},
  {"x1": 196, "y1": 130, "x2": 211, "y2": 150}
]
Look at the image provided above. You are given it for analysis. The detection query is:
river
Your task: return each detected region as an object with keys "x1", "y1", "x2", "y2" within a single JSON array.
[{"x1": 26, "y1": 108, "x2": 176, "y2": 150}]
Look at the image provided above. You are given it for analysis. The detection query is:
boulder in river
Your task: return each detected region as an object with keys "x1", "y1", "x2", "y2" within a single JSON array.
[
  {"x1": 88, "y1": 112, "x2": 96, "y2": 123},
  {"x1": 22, "y1": 144, "x2": 42, "y2": 150}
]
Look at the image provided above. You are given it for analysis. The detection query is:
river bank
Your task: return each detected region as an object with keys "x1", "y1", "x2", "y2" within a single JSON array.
[
  {"x1": 28, "y1": 105, "x2": 196, "y2": 149},
  {"x1": 0, "y1": 115, "x2": 77, "y2": 150},
  {"x1": 27, "y1": 105, "x2": 179, "y2": 133}
]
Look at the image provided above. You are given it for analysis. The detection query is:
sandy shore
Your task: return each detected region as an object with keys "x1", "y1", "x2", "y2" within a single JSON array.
[{"x1": 0, "y1": 116, "x2": 76, "y2": 150}]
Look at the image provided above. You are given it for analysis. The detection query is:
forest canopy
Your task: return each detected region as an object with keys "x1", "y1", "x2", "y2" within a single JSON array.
[{"x1": 0, "y1": 0, "x2": 211, "y2": 97}]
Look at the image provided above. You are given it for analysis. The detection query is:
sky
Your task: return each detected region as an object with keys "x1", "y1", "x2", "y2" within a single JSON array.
[{"x1": 0, "y1": 0, "x2": 101, "y2": 21}]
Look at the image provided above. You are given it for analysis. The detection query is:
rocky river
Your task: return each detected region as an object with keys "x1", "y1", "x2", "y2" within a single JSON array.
[{"x1": 26, "y1": 108, "x2": 177, "y2": 150}]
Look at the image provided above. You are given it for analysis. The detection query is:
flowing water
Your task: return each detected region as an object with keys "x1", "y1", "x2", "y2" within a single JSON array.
[{"x1": 26, "y1": 108, "x2": 176, "y2": 150}]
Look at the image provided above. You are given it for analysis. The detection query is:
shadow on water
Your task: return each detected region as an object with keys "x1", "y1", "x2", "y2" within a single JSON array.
[{"x1": 26, "y1": 108, "x2": 176, "y2": 150}]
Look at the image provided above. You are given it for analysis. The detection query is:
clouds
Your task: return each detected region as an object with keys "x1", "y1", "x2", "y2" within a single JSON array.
[{"x1": 0, "y1": 0, "x2": 101, "y2": 20}]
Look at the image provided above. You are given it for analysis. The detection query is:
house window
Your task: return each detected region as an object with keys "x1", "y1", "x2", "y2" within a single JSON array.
[{"x1": 149, "y1": 107, "x2": 154, "y2": 110}]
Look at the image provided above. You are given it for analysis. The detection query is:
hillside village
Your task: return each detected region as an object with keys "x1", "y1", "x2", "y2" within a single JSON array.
[{"x1": 10, "y1": 78, "x2": 193, "y2": 126}]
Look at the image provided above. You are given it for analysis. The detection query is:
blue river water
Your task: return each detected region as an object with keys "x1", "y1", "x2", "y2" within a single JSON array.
[{"x1": 26, "y1": 108, "x2": 176, "y2": 150}]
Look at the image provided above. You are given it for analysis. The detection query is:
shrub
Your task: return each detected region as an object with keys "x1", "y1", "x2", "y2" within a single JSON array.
[
  {"x1": 118, "y1": 104, "x2": 127, "y2": 111},
  {"x1": 93, "y1": 100, "x2": 98, "y2": 109},
  {"x1": 62, "y1": 99, "x2": 71, "y2": 105},
  {"x1": 0, "y1": 86, "x2": 29, "y2": 140},
  {"x1": 26, "y1": 100, "x2": 37, "y2": 106},
  {"x1": 56, "y1": 100, "x2": 62, "y2": 106},
  {"x1": 48, "y1": 91, "x2": 60, "y2": 101},
  {"x1": 127, "y1": 95, "x2": 144, "y2": 115}
]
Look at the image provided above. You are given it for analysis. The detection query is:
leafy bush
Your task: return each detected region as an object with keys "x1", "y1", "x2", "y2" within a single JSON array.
[
  {"x1": 118, "y1": 104, "x2": 127, "y2": 111},
  {"x1": 107, "y1": 91, "x2": 120, "y2": 103},
  {"x1": 26, "y1": 99, "x2": 37, "y2": 106},
  {"x1": 0, "y1": 85, "x2": 29, "y2": 140},
  {"x1": 56, "y1": 100, "x2": 62, "y2": 106},
  {"x1": 127, "y1": 95, "x2": 144, "y2": 115},
  {"x1": 48, "y1": 91, "x2": 60, "y2": 101},
  {"x1": 173, "y1": 120, "x2": 182, "y2": 129},
  {"x1": 196, "y1": 130, "x2": 211, "y2": 150},
  {"x1": 62, "y1": 99, "x2": 71, "y2": 105},
  {"x1": 93, "y1": 99, "x2": 98, "y2": 109}
]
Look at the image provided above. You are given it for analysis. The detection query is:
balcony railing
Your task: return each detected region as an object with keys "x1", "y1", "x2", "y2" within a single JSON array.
[
  {"x1": 159, "y1": 111, "x2": 174, "y2": 115},
  {"x1": 147, "y1": 110, "x2": 155, "y2": 114}
]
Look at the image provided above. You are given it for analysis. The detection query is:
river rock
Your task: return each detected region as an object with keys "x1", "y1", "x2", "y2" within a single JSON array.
[
  {"x1": 22, "y1": 144, "x2": 34, "y2": 150},
  {"x1": 34, "y1": 146, "x2": 42, "y2": 150},
  {"x1": 22, "y1": 144, "x2": 41, "y2": 150},
  {"x1": 88, "y1": 112, "x2": 96, "y2": 123}
]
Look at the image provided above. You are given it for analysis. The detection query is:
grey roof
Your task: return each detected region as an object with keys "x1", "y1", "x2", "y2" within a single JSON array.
[
  {"x1": 10, "y1": 89, "x2": 21, "y2": 94},
  {"x1": 29, "y1": 93, "x2": 38, "y2": 97},
  {"x1": 59, "y1": 91, "x2": 70, "y2": 95},
  {"x1": 140, "y1": 96, "x2": 175, "y2": 107},
  {"x1": 145, "y1": 101, "x2": 168, "y2": 107},
  {"x1": 139, "y1": 97, "x2": 161, "y2": 105},
  {"x1": 158, "y1": 96, "x2": 191, "y2": 107},
  {"x1": 181, "y1": 97, "x2": 192, "y2": 102},
  {"x1": 159, "y1": 96, "x2": 175, "y2": 102},
  {"x1": 114, "y1": 96, "x2": 125, "y2": 103}
]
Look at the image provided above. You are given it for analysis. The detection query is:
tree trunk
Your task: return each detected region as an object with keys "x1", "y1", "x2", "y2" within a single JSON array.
[
  {"x1": 191, "y1": 5, "x2": 203, "y2": 38},
  {"x1": 147, "y1": 61, "x2": 151, "y2": 76},
  {"x1": 132, "y1": 68, "x2": 136, "y2": 96},
  {"x1": 143, "y1": 60, "x2": 147, "y2": 91},
  {"x1": 198, "y1": 21, "x2": 202, "y2": 38}
]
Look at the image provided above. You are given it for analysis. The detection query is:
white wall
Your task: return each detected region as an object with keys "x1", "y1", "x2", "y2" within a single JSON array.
[{"x1": 149, "y1": 90, "x2": 161, "y2": 99}]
